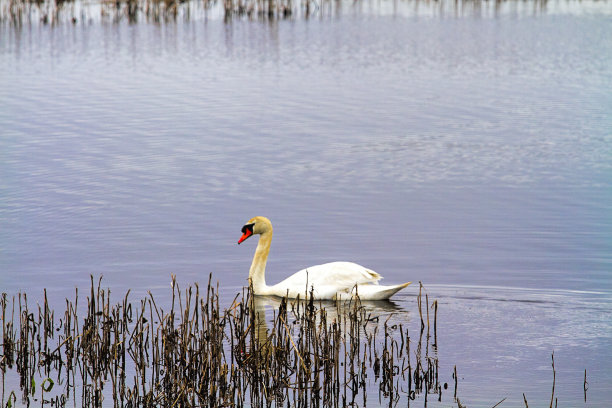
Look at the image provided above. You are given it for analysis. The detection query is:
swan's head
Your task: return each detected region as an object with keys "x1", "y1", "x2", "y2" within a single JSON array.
[{"x1": 238, "y1": 216, "x2": 273, "y2": 244}]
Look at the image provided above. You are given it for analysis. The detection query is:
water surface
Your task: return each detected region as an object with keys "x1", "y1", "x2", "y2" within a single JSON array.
[{"x1": 1, "y1": 0, "x2": 611, "y2": 405}]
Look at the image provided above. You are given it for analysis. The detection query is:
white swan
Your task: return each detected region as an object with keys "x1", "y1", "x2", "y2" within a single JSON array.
[{"x1": 237, "y1": 216, "x2": 411, "y2": 300}]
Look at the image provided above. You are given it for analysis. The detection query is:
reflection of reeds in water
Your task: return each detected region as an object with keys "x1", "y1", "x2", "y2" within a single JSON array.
[
  {"x1": 0, "y1": 0, "x2": 553, "y2": 26},
  {"x1": 0, "y1": 275, "x2": 449, "y2": 407}
]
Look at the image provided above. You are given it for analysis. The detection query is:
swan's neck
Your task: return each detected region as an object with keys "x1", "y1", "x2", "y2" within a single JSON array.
[{"x1": 249, "y1": 230, "x2": 272, "y2": 294}]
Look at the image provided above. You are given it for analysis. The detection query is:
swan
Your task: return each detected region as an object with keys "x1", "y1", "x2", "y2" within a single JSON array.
[{"x1": 237, "y1": 216, "x2": 411, "y2": 300}]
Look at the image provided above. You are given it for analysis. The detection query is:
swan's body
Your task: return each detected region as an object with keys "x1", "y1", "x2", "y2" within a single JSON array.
[{"x1": 238, "y1": 216, "x2": 411, "y2": 300}]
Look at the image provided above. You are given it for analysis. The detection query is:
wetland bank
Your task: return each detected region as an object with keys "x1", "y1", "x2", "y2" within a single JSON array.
[{"x1": 1, "y1": 0, "x2": 612, "y2": 405}]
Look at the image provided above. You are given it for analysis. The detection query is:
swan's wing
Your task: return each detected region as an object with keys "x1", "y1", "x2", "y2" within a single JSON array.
[{"x1": 272, "y1": 261, "x2": 381, "y2": 295}]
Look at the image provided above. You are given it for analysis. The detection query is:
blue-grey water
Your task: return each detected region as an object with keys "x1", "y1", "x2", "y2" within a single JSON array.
[{"x1": 1, "y1": 0, "x2": 612, "y2": 406}]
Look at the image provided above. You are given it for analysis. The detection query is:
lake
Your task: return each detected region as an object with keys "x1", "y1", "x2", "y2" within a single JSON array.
[{"x1": 1, "y1": 0, "x2": 611, "y2": 406}]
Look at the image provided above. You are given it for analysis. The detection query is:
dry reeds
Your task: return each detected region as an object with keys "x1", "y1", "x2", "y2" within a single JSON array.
[
  {"x1": 0, "y1": 0, "x2": 303, "y2": 25},
  {"x1": 0, "y1": 0, "x2": 555, "y2": 26},
  {"x1": 1, "y1": 274, "x2": 445, "y2": 407}
]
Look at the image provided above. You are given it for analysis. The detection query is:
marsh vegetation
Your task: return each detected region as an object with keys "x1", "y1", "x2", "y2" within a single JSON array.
[
  {"x1": 1, "y1": 276, "x2": 454, "y2": 407},
  {"x1": 0, "y1": 0, "x2": 556, "y2": 25}
]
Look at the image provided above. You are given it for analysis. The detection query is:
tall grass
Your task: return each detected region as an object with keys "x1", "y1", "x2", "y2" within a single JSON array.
[{"x1": 1, "y1": 275, "x2": 449, "y2": 407}]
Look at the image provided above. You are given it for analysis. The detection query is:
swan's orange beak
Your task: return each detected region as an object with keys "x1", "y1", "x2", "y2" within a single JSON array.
[{"x1": 238, "y1": 229, "x2": 252, "y2": 244}]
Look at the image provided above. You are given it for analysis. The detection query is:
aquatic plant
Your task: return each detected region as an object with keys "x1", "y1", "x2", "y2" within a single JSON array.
[
  {"x1": 0, "y1": 275, "x2": 449, "y2": 407},
  {"x1": 0, "y1": 0, "x2": 556, "y2": 26}
]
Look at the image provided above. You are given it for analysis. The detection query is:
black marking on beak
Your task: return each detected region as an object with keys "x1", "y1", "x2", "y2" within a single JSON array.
[{"x1": 241, "y1": 223, "x2": 255, "y2": 234}]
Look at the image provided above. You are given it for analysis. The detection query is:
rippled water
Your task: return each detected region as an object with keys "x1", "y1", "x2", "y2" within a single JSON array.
[{"x1": 1, "y1": 0, "x2": 611, "y2": 405}]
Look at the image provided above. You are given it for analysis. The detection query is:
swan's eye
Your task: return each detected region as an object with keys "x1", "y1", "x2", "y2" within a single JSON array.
[{"x1": 241, "y1": 223, "x2": 255, "y2": 234}]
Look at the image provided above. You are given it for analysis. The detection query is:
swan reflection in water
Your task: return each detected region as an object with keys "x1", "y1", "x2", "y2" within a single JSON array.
[
  {"x1": 249, "y1": 294, "x2": 411, "y2": 347},
  {"x1": 235, "y1": 294, "x2": 427, "y2": 407}
]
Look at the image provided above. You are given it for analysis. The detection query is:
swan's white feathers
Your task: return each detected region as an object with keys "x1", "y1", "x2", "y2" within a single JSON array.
[{"x1": 273, "y1": 262, "x2": 380, "y2": 292}]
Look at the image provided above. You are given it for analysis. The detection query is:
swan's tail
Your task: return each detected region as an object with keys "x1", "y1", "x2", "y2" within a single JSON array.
[{"x1": 346, "y1": 281, "x2": 411, "y2": 301}]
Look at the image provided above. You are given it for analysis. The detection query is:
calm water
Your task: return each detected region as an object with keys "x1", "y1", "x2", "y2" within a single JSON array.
[{"x1": 1, "y1": 0, "x2": 612, "y2": 405}]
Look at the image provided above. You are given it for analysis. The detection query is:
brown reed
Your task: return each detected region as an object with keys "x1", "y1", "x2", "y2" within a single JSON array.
[
  {"x1": 1, "y1": 274, "x2": 444, "y2": 407},
  {"x1": 0, "y1": 0, "x2": 555, "y2": 27}
]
